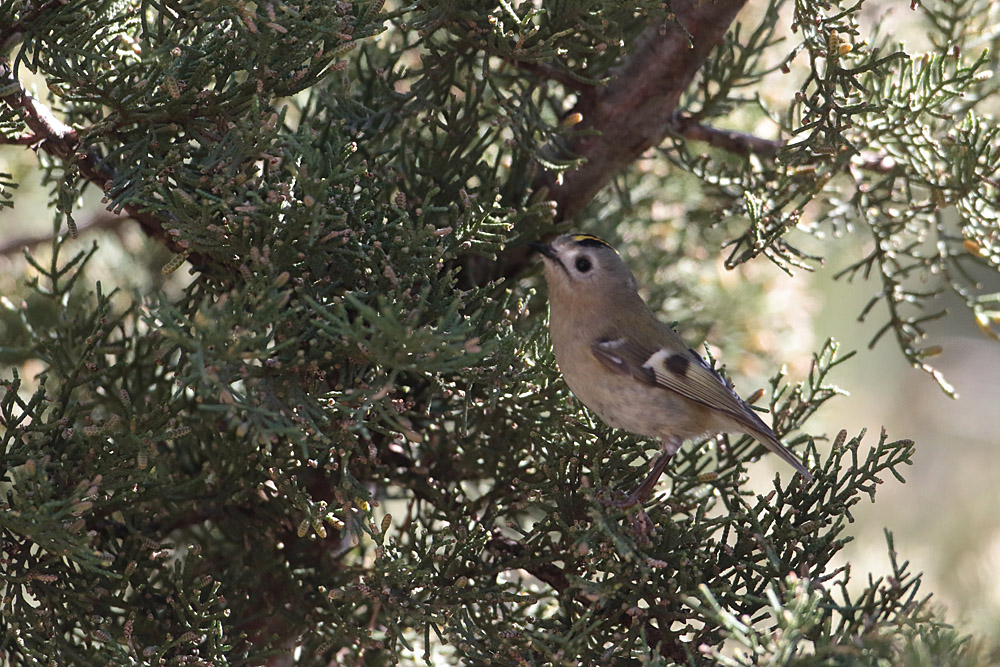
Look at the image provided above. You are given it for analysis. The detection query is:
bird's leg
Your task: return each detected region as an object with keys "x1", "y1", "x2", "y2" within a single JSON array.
[{"x1": 603, "y1": 437, "x2": 682, "y2": 508}]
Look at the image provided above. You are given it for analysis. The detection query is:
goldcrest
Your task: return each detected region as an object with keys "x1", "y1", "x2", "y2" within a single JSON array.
[{"x1": 531, "y1": 233, "x2": 813, "y2": 505}]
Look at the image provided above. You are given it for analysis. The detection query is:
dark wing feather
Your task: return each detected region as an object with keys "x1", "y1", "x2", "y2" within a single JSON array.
[
  {"x1": 592, "y1": 336, "x2": 813, "y2": 480},
  {"x1": 593, "y1": 337, "x2": 753, "y2": 425}
]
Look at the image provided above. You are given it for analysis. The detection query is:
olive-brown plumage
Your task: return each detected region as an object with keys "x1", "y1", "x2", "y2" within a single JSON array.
[{"x1": 532, "y1": 233, "x2": 812, "y2": 504}]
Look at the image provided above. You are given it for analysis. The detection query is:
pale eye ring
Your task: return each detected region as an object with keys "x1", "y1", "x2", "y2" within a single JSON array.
[{"x1": 575, "y1": 256, "x2": 592, "y2": 273}]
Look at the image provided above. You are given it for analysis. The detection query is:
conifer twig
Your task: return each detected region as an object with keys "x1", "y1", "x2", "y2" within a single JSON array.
[
  {"x1": 0, "y1": 210, "x2": 128, "y2": 257},
  {"x1": 488, "y1": 535, "x2": 688, "y2": 661},
  {"x1": 507, "y1": 59, "x2": 592, "y2": 93},
  {"x1": 669, "y1": 112, "x2": 783, "y2": 156},
  {"x1": 668, "y1": 113, "x2": 898, "y2": 171},
  {"x1": 0, "y1": 61, "x2": 212, "y2": 269}
]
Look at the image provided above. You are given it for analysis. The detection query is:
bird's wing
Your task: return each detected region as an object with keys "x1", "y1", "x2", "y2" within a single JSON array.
[
  {"x1": 592, "y1": 335, "x2": 813, "y2": 479},
  {"x1": 592, "y1": 336, "x2": 752, "y2": 423}
]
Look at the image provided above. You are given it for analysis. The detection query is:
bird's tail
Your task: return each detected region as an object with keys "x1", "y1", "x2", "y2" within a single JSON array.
[{"x1": 745, "y1": 426, "x2": 814, "y2": 481}]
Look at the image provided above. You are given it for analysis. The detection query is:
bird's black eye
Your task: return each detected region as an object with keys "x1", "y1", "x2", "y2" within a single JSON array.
[{"x1": 575, "y1": 256, "x2": 592, "y2": 273}]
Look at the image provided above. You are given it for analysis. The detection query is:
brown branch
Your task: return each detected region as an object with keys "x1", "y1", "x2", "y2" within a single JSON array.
[
  {"x1": 670, "y1": 115, "x2": 900, "y2": 176},
  {"x1": 669, "y1": 112, "x2": 783, "y2": 156},
  {"x1": 0, "y1": 69, "x2": 76, "y2": 160},
  {"x1": 673, "y1": 117, "x2": 900, "y2": 177},
  {"x1": 0, "y1": 60, "x2": 214, "y2": 272},
  {"x1": 484, "y1": 4, "x2": 902, "y2": 287},
  {"x1": 545, "y1": 0, "x2": 750, "y2": 223},
  {"x1": 506, "y1": 59, "x2": 594, "y2": 93},
  {"x1": 0, "y1": 209, "x2": 129, "y2": 257},
  {"x1": 486, "y1": 0, "x2": 750, "y2": 284},
  {"x1": 488, "y1": 535, "x2": 571, "y2": 592},
  {"x1": 487, "y1": 534, "x2": 689, "y2": 661},
  {"x1": 0, "y1": 133, "x2": 41, "y2": 146}
]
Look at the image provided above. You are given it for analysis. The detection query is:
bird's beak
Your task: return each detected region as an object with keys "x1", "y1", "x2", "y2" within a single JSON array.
[{"x1": 529, "y1": 241, "x2": 556, "y2": 259}]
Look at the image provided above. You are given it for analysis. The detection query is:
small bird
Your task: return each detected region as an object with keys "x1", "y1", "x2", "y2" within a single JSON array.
[{"x1": 531, "y1": 233, "x2": 813, "y2": 505}]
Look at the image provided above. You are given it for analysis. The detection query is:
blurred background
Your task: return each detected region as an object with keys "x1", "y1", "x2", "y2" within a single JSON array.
[{"x1": 812, "y1": 249, "x2": 1000, "y2": 645}]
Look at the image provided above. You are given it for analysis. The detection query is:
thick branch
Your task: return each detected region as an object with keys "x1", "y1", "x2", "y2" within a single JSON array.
[
  {"x1": 486, "y1": 1, "x2": 749, "y2": 284},
  {"x1": 0, "y1": 65, "x2": 76, "y2": 159},
  {"x1": 546, "y1": 0, "x2": 749, "y2": 223}
]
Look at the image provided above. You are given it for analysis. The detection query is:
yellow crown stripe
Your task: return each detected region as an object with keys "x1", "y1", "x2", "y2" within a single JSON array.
[{"x1": 571, "y1": 234, "x2": 616, "y2": 251}]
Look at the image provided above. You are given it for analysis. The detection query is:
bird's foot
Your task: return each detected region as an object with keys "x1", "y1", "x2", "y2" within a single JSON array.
[
  {"x1": 627, "y1": 509, "x2": 655, "y2": 540},
  {"x1": 598, "y1": 489, "x2": 643, "y2": 509},
  {"x1": 598, "y1": 490, "x2": 656, "y2": 540}
]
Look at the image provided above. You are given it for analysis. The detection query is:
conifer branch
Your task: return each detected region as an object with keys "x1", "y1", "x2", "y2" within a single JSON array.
[
  {"x1": 0, "y1": 0, "x2": 65, "y2": 47},
  {"x1": 491, "y1": 0, "x2": 750, "y2": 284},
  {"x1": 507, "y1": 59, "x2": 593, "y2": 93},
  {"x1": 0, "y1": 209, "x2": 127, "y2": 256},
  {"x1": 669, "y1": 112, "x2": 899, "y2": 172},
  {"x1": 546, "y1": 0, "x2": 749, "y2": 223},
  {"x1": 488, "y1": 535, "x2": 570, "y2": 592},
  {"x1": 0, "y1": 61, "x2": 75, "y2": 158},
  {"x1": 0, "y1": 61, "x2": 211, "y2": 269},
  {"x1": 2, "y1": 0, "x2": 996, "y2": 662},
  {"x1": 488, "y1": 535, "x2": 688, "y2": 661},
  {"x1": 669, "y1": 112, "x2": 783, "y2": 156}
]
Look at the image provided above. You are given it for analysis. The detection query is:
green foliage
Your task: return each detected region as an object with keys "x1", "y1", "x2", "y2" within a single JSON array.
[
  {"x1": 659, "y1": 0, "x2": 1000, "y2": 393},
  {"x1": 1, "y1": 0, "x2": 997, "y2": 664}
]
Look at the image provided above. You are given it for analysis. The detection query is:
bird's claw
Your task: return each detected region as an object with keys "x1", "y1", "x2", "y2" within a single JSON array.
[
  {"x1": 598, "y1": 490, "x2": 642, "y2": 509},
  {"x1": 598, "y1": 490, "x2": 656, "y2": 540}
]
